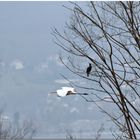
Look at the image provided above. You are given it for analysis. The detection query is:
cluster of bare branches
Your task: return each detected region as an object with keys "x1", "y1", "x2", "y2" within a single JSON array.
[
  {"x1": 53, "y1": 1, "x2": 140, "y2": 139},
  {"x1": 0, "y1": 110, "x2": 36, "y2": 139}
]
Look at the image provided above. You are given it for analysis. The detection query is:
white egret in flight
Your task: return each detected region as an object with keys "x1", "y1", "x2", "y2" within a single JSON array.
[{"x1": 51, "y1": 87, "x2": 88, "y2": 97}]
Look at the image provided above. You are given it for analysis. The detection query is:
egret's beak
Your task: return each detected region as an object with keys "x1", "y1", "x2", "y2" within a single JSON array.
[{"x1": 48, "y1": 92, "x2": 56, "y2": 95}]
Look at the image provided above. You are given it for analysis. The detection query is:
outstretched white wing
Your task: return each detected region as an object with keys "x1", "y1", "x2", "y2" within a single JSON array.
[
  {"x1": 62, "y1": 87, "x2": 76, "y2": 93},
  {"x1": 56, "y1": 89, "x2": 67, "y2": 97}
]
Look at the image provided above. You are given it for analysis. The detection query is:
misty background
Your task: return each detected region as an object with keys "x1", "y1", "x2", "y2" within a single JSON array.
[{"x1": 0, "y1": 1, "x2": 114, "y2": 138}]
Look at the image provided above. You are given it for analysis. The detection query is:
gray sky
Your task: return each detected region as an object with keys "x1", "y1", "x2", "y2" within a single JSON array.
[
  {"x1": 0, "y1": 2, "x2": 68, "y2": 63},
  {"x1": 0, "y1": 2, "x2": 114, "y2": 138}
]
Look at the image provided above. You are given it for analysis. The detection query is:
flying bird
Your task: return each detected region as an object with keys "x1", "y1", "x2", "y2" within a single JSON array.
[
  {"x1": 51, "y1": 87, "x2": 88, "y2": 97},
  {"x1": 86, "y1": 63, "x2": 92, "y2": 77}
]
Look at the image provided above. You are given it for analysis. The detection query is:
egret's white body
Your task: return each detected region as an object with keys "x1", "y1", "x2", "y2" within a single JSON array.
[{"x1": 56, "y1": 87, "x2": 76, "y2": 97}]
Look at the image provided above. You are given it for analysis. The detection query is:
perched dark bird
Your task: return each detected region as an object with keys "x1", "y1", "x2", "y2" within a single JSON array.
[{"x1": 86, "y1": 63, "x2": 92, "y2": 77}]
